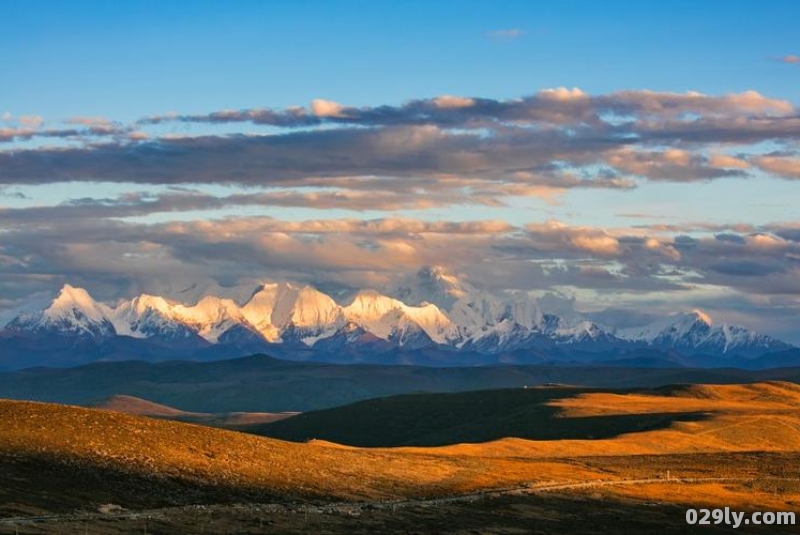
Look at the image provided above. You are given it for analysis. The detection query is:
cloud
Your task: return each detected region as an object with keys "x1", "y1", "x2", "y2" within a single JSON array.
[
  {"x1": 753, "y1": 154, "x2": 800, "y2": 179},
  {"x1": 0, "y1": 121, "x2": 130, "y2": 143},
  {"x1": 571, "y1": 234, "x2": 621, "y2": 256},
  {"x1": 707, "y1": 260, "x2": 785, "y2": 277},
  {"x1": 0, "y1": 126, "x2": 83, "y2": 143},
  {"x1": 0, "y1": 187, "x2": 27, "y2": 200},
  {"x1": 538, "y1": 87, "x2": 588, "y2": 102},
  {"x1": 782, "y1": 55, "x2": 800, "y2": 64},
  {"x1": 1, "y1": 88, "x2": 800, "y2": 338},
  {"x1": 487, "y1": 29, "x2": 523, "y2": 39},
  {"x1": 0, "y1": 214, "x2": 530, "y2": 304},
  {"x1": 0, "y1": 124, "x2": 642, "y2": 210},
  {"x1": 140, "y1": 89, "x2": 795, "y2": 130},
  {"x1": 605, "y1": 148, "x2": 747, "y2": 181},
  {"x1": 65, "y1": 116, "x2": 113, "y2": 127},
  {"x1": 2, "y1": 208, "x2": 800, "y2": 339},
  {"x1": 603, "y1": 89, "x2": 793, "y2": 117},
  {"x1": 1, "y1": 89, "x2": 793, "y2": 196},
  {"x1": 745, "y1": 233, "x2": 788, "y2": 250},
  {"x1": 709, "y1": 153, "x2": 750, "y2": 169},
  {"x1": 432, "y1": 95, "x2": 476, "y2": 109},
  {"x1": 526, "y1": 220, "x2": 622, "y2": 256},
  {"x1": 18, "y1": 115, "x2": 44, "y2": 128},
  {"x1": 311, "y1": 99, "x2": 347, "y2": 118},
  {"x1": 643, "y1": 237, "x2": 682, "y2": 261}
]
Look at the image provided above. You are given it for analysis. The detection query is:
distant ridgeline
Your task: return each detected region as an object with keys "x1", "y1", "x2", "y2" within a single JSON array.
[{"x1": 0, "y1": 267, "x2": 795, "y2": 370}]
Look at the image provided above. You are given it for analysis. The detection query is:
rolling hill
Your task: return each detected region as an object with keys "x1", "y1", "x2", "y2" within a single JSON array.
[
  {"x1": 0, "y1": 397, "x2": 608, "y2": 512},
  {"x1": 91, "y1": 394, "x2": 298, "y2": 428},
  {"x1": 4, "y1": 382, "x2": 800, "y2": 532},
  {"x1": 252, "y1": 381, "x2": 800, "y2": 448}
]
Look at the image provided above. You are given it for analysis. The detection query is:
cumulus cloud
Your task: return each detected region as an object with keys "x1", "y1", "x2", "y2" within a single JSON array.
[
  {"x1": 311, "y1": 99, "x2": 347, "y2": 118},
  {"x1": 709, "y1": 153, "x2": 750, "y2": 169},
  {"x1": 2, "y1": 89, "x2": 796, "y2": 196},
  {"x1": 603, "y1": 89, "x2": 793, "y2": 117},
  {"x1": 1, "y1": 207, "x2": 800, "y2": 338},
  {"x1": 0, "y1": 214, "x2": 527, "y2": 302},
  {"x1": 538, "y1": 87, "x2": 588, "y2": 102},
  {"x1": 605, "y1": 148, "x2": 747, "y2": 181},
  {"x1": 432, "y1": 95, "x2": 476, "y2": 109},
  {"x1": 525, "y1": 220, "x2": 622, "y2": 256},
  {"x1": 753, "y1": 154, "x2": 800, "y2": 179}
]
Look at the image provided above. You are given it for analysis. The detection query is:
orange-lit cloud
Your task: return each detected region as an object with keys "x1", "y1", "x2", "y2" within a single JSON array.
[
  {"x1": 753, "y1": 154, "x2": 800, "y2": 179},
  {"x1": 311, "y1": 99, "x2": 347, "y2": 118}
]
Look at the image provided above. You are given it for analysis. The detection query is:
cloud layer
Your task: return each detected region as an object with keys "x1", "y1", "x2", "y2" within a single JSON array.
[
  {"x1": 1, "y1": 89, "x2": 798, "y2": 195},
  {"x1": 1, "y1": 88, "x2": 800, "y2": 341}
]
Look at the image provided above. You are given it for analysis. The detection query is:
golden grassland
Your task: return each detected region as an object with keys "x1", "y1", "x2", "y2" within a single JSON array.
[
  {"x1": 2, "y1": 381, "x2": 800, "y2": 519},
  {"x1": 92, "y1": 394, "x2": 298, "y2": 427},
  {"x1": 421, "y1": 381, "x2": 800, "y2": 459},
  {"x1": 0, "y1": 399, "x2": 602, "y2": 503}
]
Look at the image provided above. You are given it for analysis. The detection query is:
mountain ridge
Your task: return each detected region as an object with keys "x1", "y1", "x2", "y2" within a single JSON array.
[{"x1": 0, "y1": 267, "x2": 794, "y2": 369}]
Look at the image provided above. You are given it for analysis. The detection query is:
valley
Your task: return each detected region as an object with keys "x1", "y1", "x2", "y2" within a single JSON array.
[{"x1": 3, "y1": 353, "x2": 800, "y2": 413}]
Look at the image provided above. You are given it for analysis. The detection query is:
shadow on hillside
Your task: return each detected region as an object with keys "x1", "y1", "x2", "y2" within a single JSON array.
[
  {"x1": 0, "y1": 452, "x2": 286, "y2": 517},
  {"x1": 249, "y1": 387, "x2": 713, "y2": 447}
]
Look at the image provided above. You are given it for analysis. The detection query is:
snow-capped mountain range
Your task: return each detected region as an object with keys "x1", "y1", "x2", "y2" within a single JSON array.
[{"x1": 0, "y1": 267, "x2": 794, "y2": 369}]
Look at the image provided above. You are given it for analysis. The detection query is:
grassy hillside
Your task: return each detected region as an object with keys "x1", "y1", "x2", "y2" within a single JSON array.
[
  {"x1": 0, "y1": 398, "x2": 608, "y2": 514},
  {"x1": 253, "y1": 381, "x2": 800, "y2": 448},
  {"x1": 91, "y1": 394, "x2": 298, "y2": 428},
  {"x1": 4, "y1": 383, "x2": 800, "y2": 530},
  {"x1": 92, "y1": 394, "x2": 189, "y2": 416},
  {"x1": 2, "y1": 353, "x2": 800, "y2": 413},
  {"x1": 251, "y1": 386, "x2": 709, "y2": 446}
]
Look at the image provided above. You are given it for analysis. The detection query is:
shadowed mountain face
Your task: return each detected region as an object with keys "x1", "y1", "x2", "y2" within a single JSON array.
[
  {"x1": 248, "y1": 387, "x2": 712, "y2": 447},
  {"x1": 3, "y1": 354, "x2": 800, "y2": 413}
]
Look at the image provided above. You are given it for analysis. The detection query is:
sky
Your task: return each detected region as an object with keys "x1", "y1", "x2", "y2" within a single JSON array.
[{"x1": 2, "y1": 0, "x2": 800, "y2": 342}]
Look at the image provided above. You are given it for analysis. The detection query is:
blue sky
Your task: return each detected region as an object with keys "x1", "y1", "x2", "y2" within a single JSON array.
[
  {"x1": 2, "y1": 0, "x2": 800, "y2": 341},
  {"x1": 4, "y1": 1, "x2": 800, "y2": 117}
]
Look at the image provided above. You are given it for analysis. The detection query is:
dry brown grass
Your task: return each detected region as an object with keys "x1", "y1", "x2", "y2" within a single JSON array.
[
  {"x1": 3, "y1": 380, "x2": 800, "y2": 517},
  {"x1": 413, "y1": 381, "x2": 800, "y2": 459},
  {"x1": 585, "y1": 480, "x2": 800, "y2": 511},
  {"x1": 0, "y1": 399, "x2": 600, "y2": 503},
  {"x1": 93, "y1": 395, "x2": 189, "y2": 416},
  {"x1": 551, "y1": 381, "x2": 800, "y2": 417},
  {"x1": 92, "y1": 394, "x2": 298, "y2": 427}
]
